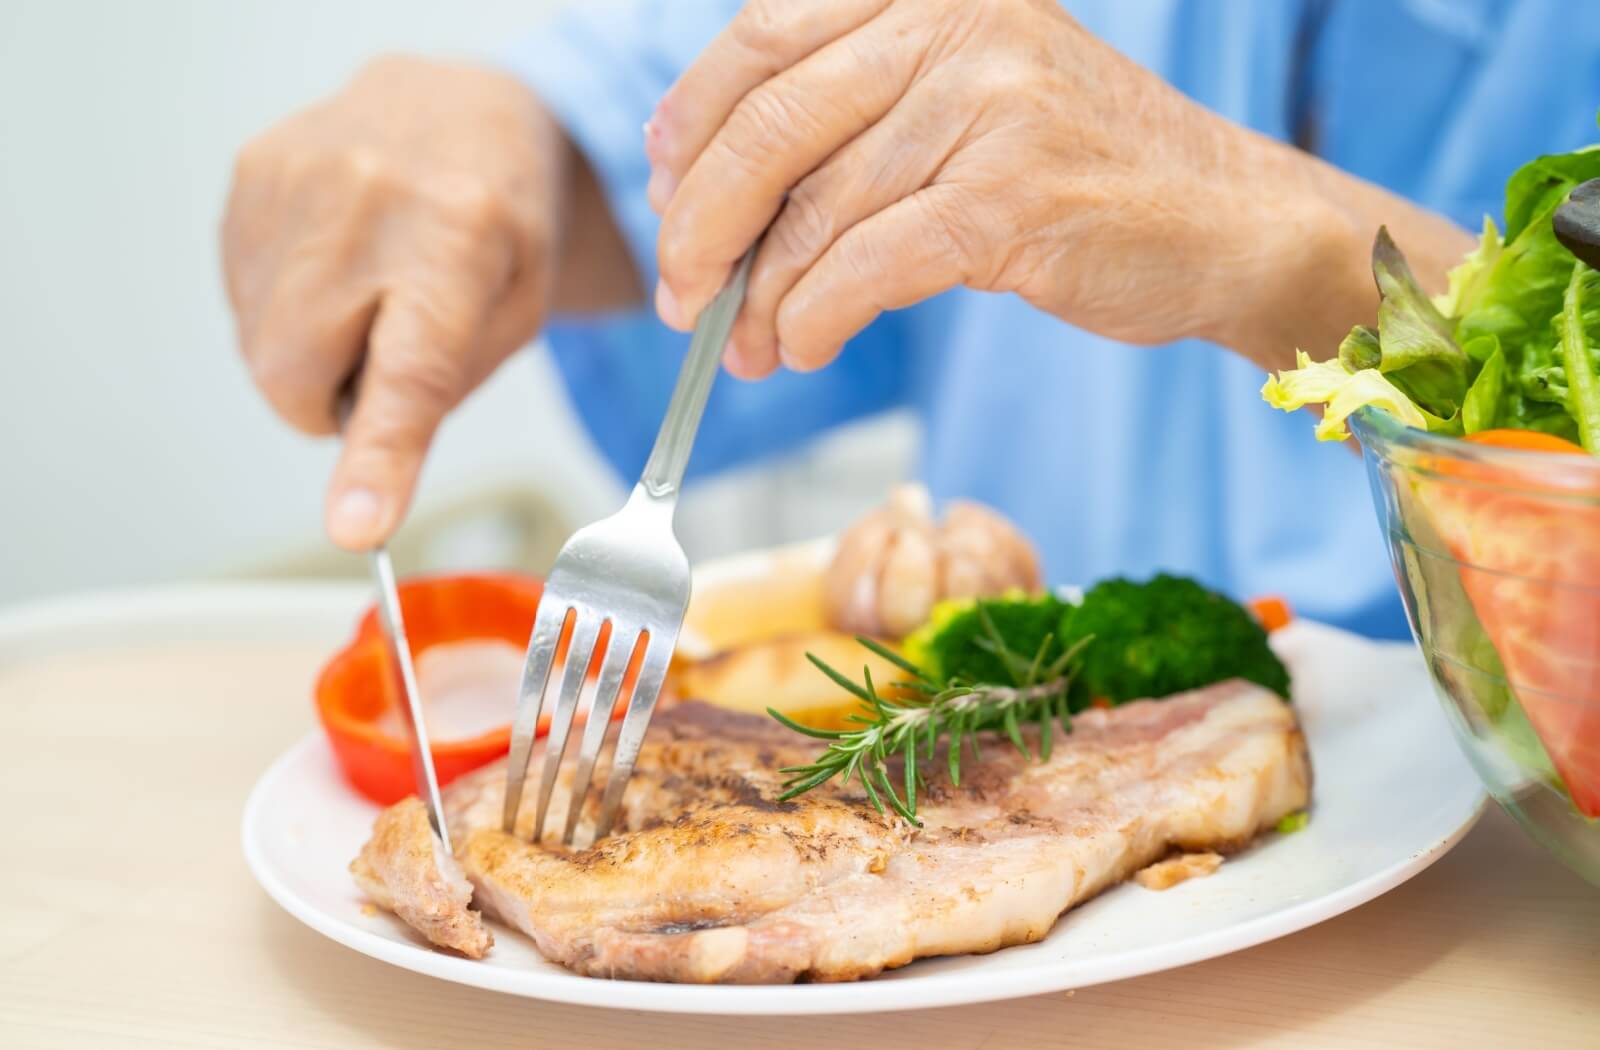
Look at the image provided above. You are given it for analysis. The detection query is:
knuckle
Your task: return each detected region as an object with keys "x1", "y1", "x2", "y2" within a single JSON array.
[
  {"x1": 730, "y1": 0, "x2": 788, "y2": 55},
  {"x1": 378, "y1": 351, "x2": 461, "y2": 422},
  {"x1": 655, "y1": 225, "x2": 694, "y2": 285},
  {"x1": 430, "y1": 177, "x2": 506, "y2": 238},
  {"x1": 771, "y1": 178, "x2": 835, "y2": 262},
  {"x1": 372, "y1": 298, "x2": 475, "y2": 412},
  {"x1": 920, "y1": 191, "x2": 986, "y2": 265},
  {"x1": 722, "y1": 87, "x2": 816, "y2": 172},
  {"x1": 338, "y1": 144, "x2": 391, "y2": 193}
]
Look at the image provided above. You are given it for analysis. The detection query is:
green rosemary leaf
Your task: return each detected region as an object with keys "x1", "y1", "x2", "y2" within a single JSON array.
[
  {"x1": 767, "y1": 708, "x2": 848, "y2": 740},
  {"x1": 1003, "y1": 703, "x2": 1025, "y2": 754},
  {"x1": 872, "y1": 762, "x2": 914, "y2": 823},
  {"x1": 1025, "y1": 632, "x2": 1055, "y2": 688},
  {"x1": 904, "y1": 736, "x2": 918, "y2": 814},
  {"x1": 1044, "y1": 632, "x2": 1094, "y2": 680},
  {"x1": 776, "y1": 764, "x2": 841, "y2": 800},
  {"x1": 776, "y1": 636, "x2": 1088, "y2": 822},
  {"x1": 859, "y1": 763, "x2": 886, "y2": 815},
  {"x1": 977, "y1": 603, "x2": 1028, "y2": 685},
  {"x1": 854, "y1": 636, "x2": 929, "y2": 680},
  {"x1": 805, "y1": 653, "x2": 874, "y2": 703}
]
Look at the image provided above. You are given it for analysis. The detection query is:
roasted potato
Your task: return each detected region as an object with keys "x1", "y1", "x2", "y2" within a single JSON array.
[{"x1": 675, "y1": 631, "x2": 908, "y2": 730}]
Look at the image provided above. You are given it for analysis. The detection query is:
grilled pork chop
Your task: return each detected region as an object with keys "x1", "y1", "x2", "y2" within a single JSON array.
[
  {"x1": 354, "y1": 680, "x2": 1309, "y2": 981},
  {"x1": 350, "y1": 796, "x2": 492, "y2": 959}
]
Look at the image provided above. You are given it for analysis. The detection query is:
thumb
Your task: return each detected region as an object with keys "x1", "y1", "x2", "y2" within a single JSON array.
[{"x1": 323, "y1": 291, "x2": 483, "y2": 550}]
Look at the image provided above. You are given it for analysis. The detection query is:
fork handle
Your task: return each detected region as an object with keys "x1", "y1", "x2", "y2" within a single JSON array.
[{"x1": 640, "y1": 248, "x2": 757, "y2": 500}]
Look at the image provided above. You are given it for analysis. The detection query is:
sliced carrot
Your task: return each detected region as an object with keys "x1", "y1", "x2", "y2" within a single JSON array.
[
  {"x1": 1248, "y1": 595, "x2": 1293, "y2": 634},
  {"x1": 1463, "y1": 429, "x2": 1587, "y2": 455}
]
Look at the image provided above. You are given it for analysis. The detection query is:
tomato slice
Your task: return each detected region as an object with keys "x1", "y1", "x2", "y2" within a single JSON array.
[
  {"x1": 315, "y1": 572, "x2": 642, "y2": 805},
  {"x1": 1418, "y1": 432, "x2": 1600, "y2": 816}
]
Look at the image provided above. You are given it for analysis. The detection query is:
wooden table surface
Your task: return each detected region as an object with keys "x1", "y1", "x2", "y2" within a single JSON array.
[{"x1": 1, "y1": 625, "x2": 1597, "y2": 1049}]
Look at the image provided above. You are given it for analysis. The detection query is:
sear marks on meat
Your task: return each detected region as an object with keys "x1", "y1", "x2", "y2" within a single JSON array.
[{"x1": 356, "y1": 680, "x2": 1309, "y2": 982}]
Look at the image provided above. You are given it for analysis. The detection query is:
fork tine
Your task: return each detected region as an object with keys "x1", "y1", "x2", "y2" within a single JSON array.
[
  {"x1": 591, "y1": 633, "x2": 674, "y2": 840},
  {"x1": 561, "y1": 624, "x2": 641, "y2": 845},
  {"x1": 501, "y1": 600, "x2": 569, "y2": 833},
  {"x1": 531, "y1": 611, "x2": 602, "y2": 844}
]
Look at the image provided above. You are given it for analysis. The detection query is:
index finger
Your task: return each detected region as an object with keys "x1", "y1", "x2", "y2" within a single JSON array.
[
  {"x1": 645, "y1": 0, "x2": 890, "y2": 211},
  {"x1": 656, "y1": 5, "x2": 930, "y2": 329}
]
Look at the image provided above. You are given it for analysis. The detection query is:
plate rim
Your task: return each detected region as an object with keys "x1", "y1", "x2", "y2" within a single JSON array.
[
  {"x1": 2, "y1": 580, "x2": 1485, "y2": 1015},
  {"x1": 243, "y1": 725, "x2": 1485, "y2": 1016}
]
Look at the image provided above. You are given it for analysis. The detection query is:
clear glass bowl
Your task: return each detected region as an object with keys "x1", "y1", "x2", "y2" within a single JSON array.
[{"x1": 1351, "y1": 408, "x2": 1600, "y2": 885}]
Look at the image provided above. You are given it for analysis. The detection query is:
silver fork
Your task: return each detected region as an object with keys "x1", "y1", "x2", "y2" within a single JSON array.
[{"x1": 502, "y1": 249, "x2": 756, "y2": 846}]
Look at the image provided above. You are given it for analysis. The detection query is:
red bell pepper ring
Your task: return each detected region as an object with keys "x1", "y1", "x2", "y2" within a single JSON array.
[{"x1": 315, "y1": 572, "x2": 638, "y2": 806}]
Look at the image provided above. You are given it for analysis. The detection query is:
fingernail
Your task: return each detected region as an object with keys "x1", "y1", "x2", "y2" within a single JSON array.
[
  {"x1": 642, "y1": 118, "x2": 664, "y2": 162},
  {"x1": 330, "y1": 487, "x2": 383, "y2": 546},
  {"x1": 648, "y1": 169, "x2": 678, "y2": 215},
  {"x1": 655, "y1": 280, "x2": 689, "y2": 329},
  {"x1": 777, "y1": 342, "x2": 799, "y2": 371}
]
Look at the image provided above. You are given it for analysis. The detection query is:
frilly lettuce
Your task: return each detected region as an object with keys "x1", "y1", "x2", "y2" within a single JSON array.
[
  {"x1": 1262, "y1": 351, "x2": 1440, "y2": 441},
  {"x1": 1263, "y1": 129, "x2": 1600, "y2": 455}
]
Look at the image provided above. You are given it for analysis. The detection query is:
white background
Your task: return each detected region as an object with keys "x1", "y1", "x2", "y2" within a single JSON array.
[{"x1": 0, "y1": 0, "x2": 913, "y2": 607}]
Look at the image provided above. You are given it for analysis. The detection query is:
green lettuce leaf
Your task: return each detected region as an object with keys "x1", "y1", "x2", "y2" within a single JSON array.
[
  {"x1": 1338, "y1": 324, "x2": 1381, "y2": 372},
  {"x1": 1369, "y1": 228, "x2": 1472, "y2": 418},
  {"x1": 1560, "y1": 262, "x2": 1600, "y2": 452},
  {"x1": 1265, "y1": 134, "x2": 1600, "y2": 455},
  {"x1": 1432, "y1": 218, "x2": 1503, "y2": 320},
  {"x1": 1461, "y1": 341, "x2": 1506, "y2": 434},
  {"x1": 1454, "y1": 150, "x2": 1600, "y2": 360},
  {"x1": 1503, "y1": 147, "x2": 1600, "y2": 241}
]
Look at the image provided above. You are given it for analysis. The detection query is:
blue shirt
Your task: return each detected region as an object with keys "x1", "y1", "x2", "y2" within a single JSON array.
[{"x1": 506, "y1": 0, "x2": 1600, "y2": 639}]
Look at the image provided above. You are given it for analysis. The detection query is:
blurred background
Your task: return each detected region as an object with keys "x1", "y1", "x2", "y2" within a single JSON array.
[{"x1": 0, "y1": 0, "x2": 915, "y2": 609}]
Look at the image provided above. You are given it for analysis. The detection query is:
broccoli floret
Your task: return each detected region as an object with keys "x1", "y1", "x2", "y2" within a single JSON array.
[
  {"x1": 902, "y1": 592, "x2": 1071, "y2": 686},
  {"x1": 1060, "y1": 574, "x2": 1291, "y2": 704}
]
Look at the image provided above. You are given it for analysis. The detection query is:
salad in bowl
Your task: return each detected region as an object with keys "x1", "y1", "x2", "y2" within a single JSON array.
[{"x1": 1265, "y1": 128, "x2": 1600, "y2": 884}]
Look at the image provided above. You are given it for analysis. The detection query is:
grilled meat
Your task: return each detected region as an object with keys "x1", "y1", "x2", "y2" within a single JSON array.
[
  {"x1": 350, "y1": 796, "x2": 492, "y2": 959},
  {"x1": 355, "y1": 680, "x2": 1309, "y2": 981}
]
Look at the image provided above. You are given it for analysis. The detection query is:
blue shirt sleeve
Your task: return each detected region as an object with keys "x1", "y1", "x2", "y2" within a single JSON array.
[
  {"x1": 497, "y1": 1, "x2": 909, "y2": 484},
  {"x1": 1309, "y1": 0, "x2": 1600, "y2": 231}
]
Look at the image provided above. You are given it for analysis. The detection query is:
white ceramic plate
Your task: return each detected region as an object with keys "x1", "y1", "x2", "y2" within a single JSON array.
[{"x1": 232, "y1": 569, "x2": 1485, "y2": 1015}]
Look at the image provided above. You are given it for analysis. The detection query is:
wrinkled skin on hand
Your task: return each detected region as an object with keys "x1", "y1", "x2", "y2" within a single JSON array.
[
  {"x1": 222, "y1": 56, "x2": 569, "y2": 549},
  {"x1": 645, "y1": 0, "x2": 1350, "y2": 378}
]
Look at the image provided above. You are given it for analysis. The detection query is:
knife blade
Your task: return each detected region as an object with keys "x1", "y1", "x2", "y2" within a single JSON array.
[{"x1": 335, "y1": 374, "x2": 451, "y2": 851}]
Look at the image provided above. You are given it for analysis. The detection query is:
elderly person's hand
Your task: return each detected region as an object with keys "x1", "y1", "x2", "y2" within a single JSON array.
[
  {"x1": 645, "y1": 0, "x2": 1465, "y2": 379},
  {"x1": 223, "y1": 56, "x2": 638, "y2": 550}
]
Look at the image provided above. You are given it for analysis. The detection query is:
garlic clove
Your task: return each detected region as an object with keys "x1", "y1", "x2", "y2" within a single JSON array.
[
  {"x1": 877, "y1": 523, "x2": 939, "y2": 638},
  {"x1": 824, "y1": 514, "x2": 897, "y2": 636},
  {"x1": 943, "y1": 501, "x2": 1042, "y2": 595}
]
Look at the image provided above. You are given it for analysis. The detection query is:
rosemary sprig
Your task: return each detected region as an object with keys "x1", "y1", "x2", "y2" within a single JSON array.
[{"x1": 768, "y1": 611, "x2": 1091, "y2": 826}]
